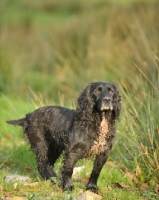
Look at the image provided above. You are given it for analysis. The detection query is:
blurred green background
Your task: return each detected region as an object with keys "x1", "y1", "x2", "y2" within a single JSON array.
[{"x1": 0, "y1": 0, "x2": 158, "y2": 103}]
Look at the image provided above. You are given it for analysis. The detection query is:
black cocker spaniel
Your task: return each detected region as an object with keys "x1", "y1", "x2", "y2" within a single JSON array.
[{"x1": 7, "y1": 82, "x2": 122, "y2": 193}]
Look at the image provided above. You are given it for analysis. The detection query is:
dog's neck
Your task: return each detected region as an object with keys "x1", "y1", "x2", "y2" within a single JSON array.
[
  {"x1": 99, "y1": 110, "x2": 113, "y2": 122},
  {"x1": 75, "y1": 109, "x2": 114, "y2": 123}
]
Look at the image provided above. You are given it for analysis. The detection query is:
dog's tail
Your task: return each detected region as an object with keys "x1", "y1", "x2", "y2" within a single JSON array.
[{"x1": 6, "y1": 118, "x2": 26, "y2": 127}]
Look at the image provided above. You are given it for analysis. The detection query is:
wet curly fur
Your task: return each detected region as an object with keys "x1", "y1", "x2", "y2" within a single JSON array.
[{"x1": 7, "y1": 82, "x2": 121, "y2": 193}]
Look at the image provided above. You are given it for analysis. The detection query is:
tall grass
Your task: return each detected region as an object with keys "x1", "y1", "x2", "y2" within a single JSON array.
[
  {"x1": 115, "y1": 56, "x2": 159, "y2": 184},
  {"x1": 0, "y1": 0, "x2": 158, "y2": 100}
]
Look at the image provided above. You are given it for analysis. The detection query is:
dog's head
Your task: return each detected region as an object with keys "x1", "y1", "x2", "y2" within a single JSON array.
[{"x1": 77, "y1": 82, "x2": 122, "y2": 119}]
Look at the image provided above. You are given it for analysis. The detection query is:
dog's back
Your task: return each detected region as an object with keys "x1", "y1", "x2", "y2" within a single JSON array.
[{"x1": 7, "y1": 105, "x2": 75, "y2": 136}]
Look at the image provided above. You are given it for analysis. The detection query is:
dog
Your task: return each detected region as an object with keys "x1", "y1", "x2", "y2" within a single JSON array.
[{"x1": 7, "y1": 82, "x2": 122, "y2": 193}]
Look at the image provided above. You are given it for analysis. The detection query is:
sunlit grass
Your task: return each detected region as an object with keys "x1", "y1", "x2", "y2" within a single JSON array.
[{"x1": 115, "y1": 58, "x2": 159, "y2": 185}]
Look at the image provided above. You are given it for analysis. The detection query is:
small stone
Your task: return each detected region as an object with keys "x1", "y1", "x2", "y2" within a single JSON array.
[
  {"x1": 72, "y1": 166, "x2": 85, "y2": 178},
  {"x1": 24, "y1": 182, "x2": 39, "y2": 187},
  {"x1": 1, "y1": 197, "x2": 27, "y2": 200},
  {"x1": 13, "y1": 182, "x2": 17, "y2": 189},
  {"x1": 1, "y1": 197, "x2": 10, "y2": 200},
  {"x1": 4, "y1": 174, "x2": 32, "y2": 184},
  {"x1": 77, "y1": 191, "x2": 102, "y2": 200},
  {"x1": 11, "y1": 197, "x2": 27, "y2": 200}
]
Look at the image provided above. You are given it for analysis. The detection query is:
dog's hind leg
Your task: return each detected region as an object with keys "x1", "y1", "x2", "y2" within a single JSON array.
[
  {"x1": 34, "y1": 143, "x2": 65, "y2": 180},
  {"x1": 47, "y1": 146, "x2": 64, "y2": 178},
  {"x1": 32, "y1": 142, "x2": 55, "y2": 180}
]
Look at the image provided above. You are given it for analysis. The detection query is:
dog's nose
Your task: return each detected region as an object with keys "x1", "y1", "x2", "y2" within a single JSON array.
[{"x1": 103, "y1": 97, "x2": 110, "y2": 103}]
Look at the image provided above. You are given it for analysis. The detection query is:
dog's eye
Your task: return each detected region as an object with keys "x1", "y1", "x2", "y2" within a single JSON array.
[
  {"x1": 94, "y1": 87, "x2": 102, "y2": 95},
  {"x1": 107, "y1": 88, "x2": 114, "y2": 94}
]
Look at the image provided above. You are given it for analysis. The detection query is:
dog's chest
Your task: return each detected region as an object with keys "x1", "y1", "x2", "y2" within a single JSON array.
[{"x1": 86, "y1": 117, "x2": 110, "y2": 156}]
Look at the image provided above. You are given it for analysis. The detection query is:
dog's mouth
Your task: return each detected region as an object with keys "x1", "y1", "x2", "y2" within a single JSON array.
[
  {"x1": 102, "y1": 104, "x2": 113, "y2": 111},
  {"x1": 98, "y1": 102, "x2": 113, "y2": 112},
  {"x1": 105, "y1": 106, "x2": 113, "y2": 110}
]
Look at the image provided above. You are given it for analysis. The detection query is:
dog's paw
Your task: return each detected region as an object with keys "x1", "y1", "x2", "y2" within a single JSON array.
[
  {"x1": 63, "y1": 179, "x2": 74, "y2": 191},
  {"x1": 86, "y1": 183, "x2": 98, "y2": 193}
]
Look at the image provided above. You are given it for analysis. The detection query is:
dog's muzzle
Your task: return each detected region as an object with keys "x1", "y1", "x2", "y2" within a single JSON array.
[{"x1": 100, "y1": 97, "x2": 113, "y2": 111}]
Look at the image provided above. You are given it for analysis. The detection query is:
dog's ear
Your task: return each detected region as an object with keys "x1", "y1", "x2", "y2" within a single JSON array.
[
  {"x1": 76, "y1": 84, "x2": 95, "y2": 118},
  {"x1": 112, "y1": 84, "x2": 122, "y2": 120}
]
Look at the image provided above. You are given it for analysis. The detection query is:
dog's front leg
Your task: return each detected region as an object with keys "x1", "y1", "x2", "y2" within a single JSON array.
[
  {"x1": 62, "y1": 148, "x2": 82, "y2": 191},
  {"x1": 87, "y1": 147, "x2": 111, "y2": 193}
]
